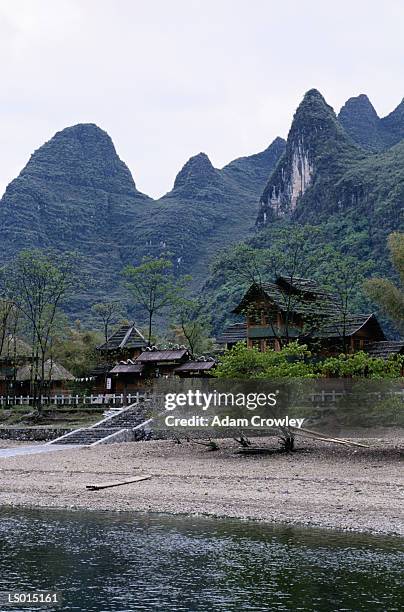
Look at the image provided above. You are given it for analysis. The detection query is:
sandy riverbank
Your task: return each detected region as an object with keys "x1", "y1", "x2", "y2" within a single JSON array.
[
  {"x1": 0, "y1": 440, "x2": 42, "y2": 448},
  {"x1": 0, "y1": 433, "x2": 403, "y2": 536}
]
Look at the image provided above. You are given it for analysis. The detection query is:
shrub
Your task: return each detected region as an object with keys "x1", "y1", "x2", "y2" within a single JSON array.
[
  {"x1": 214, "y1": 341, "x2": 316, "y2": 379},
  {"x1": 319, "y1": 351, "x2": 403, "y2": 379}
]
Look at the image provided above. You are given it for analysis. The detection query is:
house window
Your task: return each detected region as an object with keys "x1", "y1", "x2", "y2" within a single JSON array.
[
  {"x1": 248, "y1": 311, "x2": 261, "y2": 326},
  {"x1": 352, "y1": 337, "x2": 363, "y2": 351},
  {"x1": 262, "y1": 310, "x2": 278, "y2": 326}
]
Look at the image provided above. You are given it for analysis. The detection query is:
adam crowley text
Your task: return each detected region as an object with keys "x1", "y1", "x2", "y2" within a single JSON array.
[{"x1": 165, "y1": 415, "x2": 305, "y2": 428}]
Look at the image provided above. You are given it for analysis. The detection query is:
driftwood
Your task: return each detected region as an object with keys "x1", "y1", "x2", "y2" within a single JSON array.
[
  {"x1": 236, "y1": 447, "x2": 277, "y2": 455},
  {"x1": 306, "y1": 435, "x2": 356, "y2": 447},
  {"x1": 234, "y1": 433, "x2": 251, "y2": 448},
  {"x1": 86, "y1": 475, "x2": 152, "y2": 491},
  {"x1": 187, "y1": 437, "x2": 219, "y2": 450},
  {"x1": 290, "y1": 425, "x2": 369, "y2": 448}
]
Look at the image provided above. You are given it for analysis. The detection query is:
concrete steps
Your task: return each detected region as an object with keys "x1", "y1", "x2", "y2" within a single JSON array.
[
  {"x1": 93, "y1": 408, "x2": 146, "y2": 430},
  {"x1": 49, "y1": 403, "x2": 151, "y2": 447},
  {"x1": 54, "y1": 428, "x2": 121, "y2": 445}
]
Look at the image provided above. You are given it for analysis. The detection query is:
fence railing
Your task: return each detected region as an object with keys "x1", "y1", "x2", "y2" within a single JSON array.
[
  {"x1": 309, "y1": 390, "x2": 343, "y2": 402},
  {"x1": 0, "y1": 389, "x2": 402, "y2": 408},
  {"x1": 0, "y1": 392, "x2": 152, "y2": 407},
  {"x1": 309, "y1": 389, "x2": 404, "y2": 402}
]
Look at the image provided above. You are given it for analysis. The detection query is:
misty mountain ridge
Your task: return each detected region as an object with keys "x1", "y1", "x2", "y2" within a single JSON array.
[
  {"x1": 0, "y1": 123, "x2": 285, "y2": 317},
  {"x1": 338, "y1": 93, "x2": 404, "y2": 152},
  {"x1": 0, "y1": 89, "x2": 403, "y2": 326}
]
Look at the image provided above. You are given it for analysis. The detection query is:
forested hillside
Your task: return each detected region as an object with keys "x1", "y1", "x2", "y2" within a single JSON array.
[
  {"x1": 0, "y1": 89, "x2": 403, "y2": 336},
  {"x1": 0, "y1": 126, "x2": 284, "y2": 317},
  {"x1": 204, "y1": 90, "x2": 404, "y2": 336}
]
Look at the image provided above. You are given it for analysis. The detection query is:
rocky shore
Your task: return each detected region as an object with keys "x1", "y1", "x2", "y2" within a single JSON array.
[{"x1": 0, "y1": 433, "x2": 403, "y2": 536}]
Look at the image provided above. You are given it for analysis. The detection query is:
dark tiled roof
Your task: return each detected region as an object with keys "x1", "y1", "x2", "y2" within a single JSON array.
[
  {"x1": 216, "y1": 323, "x2": 247, "y2": 344},
  {"x1": 277, "y1": 276, "x2": 323, "y2": 293},
  {"x1": 175, "y1": 360, "x2": 216, "y2": 372},
  {"x1": 365, "y1": 340, "x2": 404, "y2": 359},
  {"x1": 110, "y1": 363, "x2": 144, "y2": 374},
  {"x1": 137, "y1": 349, "x2": 189, "y2": 362},
  {"x1": 233, "y1": 280, "x2": 338, "y2": 317},
  {"x1": 97, "y1": 325, "x2": 147, "y2": 352},
  {"x1": 311, "y1": 314, "x2": 385, "y2": 339},
  {"x1": 87, "y1": 364, "x2": 112, "y2": 377}
]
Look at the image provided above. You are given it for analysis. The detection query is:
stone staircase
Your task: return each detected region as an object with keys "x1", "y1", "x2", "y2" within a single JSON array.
[{"x1": 49, "y1": 402, "x2": 152, "y2": 446}]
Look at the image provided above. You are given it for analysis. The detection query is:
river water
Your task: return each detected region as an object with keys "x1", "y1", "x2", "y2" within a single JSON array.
[{"x1": 0, "y1": 508, "x2": 402, "y2": 611}]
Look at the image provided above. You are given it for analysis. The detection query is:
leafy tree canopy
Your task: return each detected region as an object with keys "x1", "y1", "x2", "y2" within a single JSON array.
[
  {"x1": 214, "y1": 342, "x2": 402, "y2": 380},
  {"x1": 364, "y1": 232, "x2": 404, "y2": 332}
]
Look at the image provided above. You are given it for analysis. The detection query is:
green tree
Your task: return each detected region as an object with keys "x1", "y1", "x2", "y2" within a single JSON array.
[
  {"x1": 52, "y1": 325, "x2": 102, "y2": 377},
  {"x1": 214, "y1": 343, "x2": 402, "y2": 380},
  {"x1": 212, "y1": 243, "x2": 267, "y2": 286},
  {"x1": 364, "y1": 232, "x2": 404, "y2": 332},
  {"x1": 91, "y1": 301, "x2": 124, "y2": 345},
  {"x1": 0, "y1": 299, "x2": 21, "y2": 395},
  {"x1": 321, "y1": 248, "x2": 372, "y2": 353},
  {"x1": 1, "y1": 250, "x2": 79, "y2": 405},
  {"x1": 0, "y1": 299, "x2": 17, "y2": 357},
  {"x1": 213, "y1": 225, "x2": 321, "y2": 288},
  {"x1": 214, "y1": 225, "x2": 327, "y2": 347},
  {"x1": 123, "y1": 256, "x2": 190, "y2": 345},
  {"x1": 171, "y1": 298, "x2": 212, "y2": 356}
]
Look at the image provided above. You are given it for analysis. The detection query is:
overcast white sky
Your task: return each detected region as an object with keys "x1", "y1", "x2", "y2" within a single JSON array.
[{"x1": 1, "y1": 0, "x2": 403, "y2": 199}]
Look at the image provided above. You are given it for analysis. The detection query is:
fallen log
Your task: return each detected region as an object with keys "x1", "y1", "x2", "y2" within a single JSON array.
[
  {"x1": 188, "y1": 438, "x2": 219, "y2": 450},
  {"x1": 290, "y1": 425, "x2": 369, "y2": 448},
  {"x1": 307, "y1": 436, "x2": 356, "y2": 447},
  {"x1": 86, "y1": 474, "x2": 152, "y2": 491},
  {"x1": 236, "y1": 447, "x2": 277, "y2": 455}
]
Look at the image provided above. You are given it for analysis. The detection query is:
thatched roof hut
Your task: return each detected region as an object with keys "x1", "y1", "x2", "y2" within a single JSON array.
[
  {"x1": 16, "y1": 359, "x2": 75, "y2": 382},
  {"x1": 0, "y1": 335, "x2": 32, "y2": 360}
]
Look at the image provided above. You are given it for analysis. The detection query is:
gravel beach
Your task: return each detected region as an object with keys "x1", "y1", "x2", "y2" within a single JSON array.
[{"x1": 0, "y1": 433, "x2": 403, "y2": 536}]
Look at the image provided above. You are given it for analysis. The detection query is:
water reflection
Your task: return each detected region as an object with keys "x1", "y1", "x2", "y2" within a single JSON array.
[{"x1": 0, "y1": 509, "x2": 403, "y2": 611}]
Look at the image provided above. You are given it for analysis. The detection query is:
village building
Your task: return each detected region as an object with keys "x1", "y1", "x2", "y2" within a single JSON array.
[
  {"x1": 366, "y1": 340, "x2": 404, "y2": 375},
  {"x1": 90, "y1": 321, "x2": 218, "y2": 394},
  {"x1": 309, "y1": 313, "x2": 385, "y2": 354},
  {"x1": 108, "y1": 360, "x2": 146, "y2": 394},
  {"x1": 90, "y1": 324, "x2": 148, "y2": 393},
  {"x1": 135, "y1": 348, "x2": 190, "y2": 378},
  {"x1": 0, "y1": 335, "x2": 33, "y2": 395},
  {"x1": 104, "y1": 349, "x2": 216, "y2": 393},
  {"x1": 83, "y1": 363, "x2": 112, "y2": 394},
  {"x1": 218, "y1": 276, "x2": 400, "y2": 358},
  {"x1": 15, "y1": 359, "x2": 75, "y2": 395},
  {"x1": 174, "y1": 358, "x2": 216, "y2": 378},
  {"x1": 365, "y1": 340, "x2": 404, "y2": 359},
  {"x1": 97, "y1": 324, "x2": 148, "y2": 361},
  {"x1": 216, "y1": 323, "x2": 247, "y2": 350}
]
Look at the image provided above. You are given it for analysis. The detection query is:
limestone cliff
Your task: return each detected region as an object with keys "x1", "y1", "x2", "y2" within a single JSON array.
[{"x1": 257, "y1": 89, "x2": 366, "y2": 225}]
